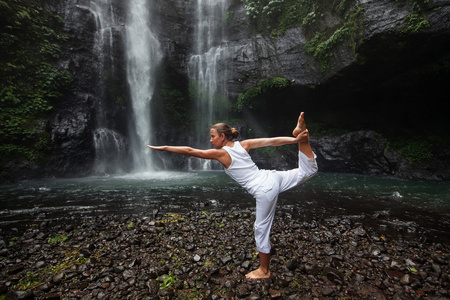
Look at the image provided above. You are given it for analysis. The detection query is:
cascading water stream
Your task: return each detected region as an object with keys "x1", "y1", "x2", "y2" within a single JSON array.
[
  {"x1": 93, "y1": 128, "x2": 126, "y2": 174},
  {"x1": 188, "y1": 0, "x2": 230, "y2": 170},
  {"x1": 83, "y1": 0, "x2": 128, "y2": 175},
  {"x1": 90, "y1": 0, "x2": 115, "y2": 75},
  {"x1": 89, "y1": 0, "x2": 162, "y2": 175},
  {"x1": 125, "y1": 0, "x2": 162, "y2": 173},
  {"x1": 89, "y1": 0, "x2": 226, "y2": 174}
]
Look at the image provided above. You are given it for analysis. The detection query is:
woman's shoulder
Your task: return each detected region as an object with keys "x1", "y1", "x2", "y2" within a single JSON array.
[{"x1": 233, "y1": 140, "x2": 250, "y2": 152}]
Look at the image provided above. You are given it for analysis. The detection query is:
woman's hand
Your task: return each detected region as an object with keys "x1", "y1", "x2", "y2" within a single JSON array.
[
  {"x1": 147, "y1": 145, "x2": 165, "y2": 151},
  {"x1": 294, "y1": 129, "x2": 309, "y2": 143}
]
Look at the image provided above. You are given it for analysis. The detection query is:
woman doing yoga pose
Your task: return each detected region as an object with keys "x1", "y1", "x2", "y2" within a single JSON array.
[{"x1": 147, "y1": 112, "x2": 318, "y2": 279}]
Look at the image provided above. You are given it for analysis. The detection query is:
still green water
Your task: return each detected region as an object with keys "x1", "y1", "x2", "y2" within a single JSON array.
[{"x1": 1, "y1": 172, "x2": 449, "y2": 242}]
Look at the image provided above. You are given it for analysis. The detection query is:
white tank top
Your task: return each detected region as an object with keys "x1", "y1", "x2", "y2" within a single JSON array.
[{"x1": 222, "y1": 141, "x2": 268, "y2": 195}]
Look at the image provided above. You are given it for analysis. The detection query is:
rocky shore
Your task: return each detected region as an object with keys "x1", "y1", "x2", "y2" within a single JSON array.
[{"x1": 0, "y1": 209, "x2": 448, "y2": 299}]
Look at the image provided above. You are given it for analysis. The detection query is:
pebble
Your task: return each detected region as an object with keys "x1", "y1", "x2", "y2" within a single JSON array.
[
  {"x1": 0, "y1": 210, "x2": 448, "y2": 299},
  {"x1": 52, "y1": 272, "x2": 64, "y2": 283}
]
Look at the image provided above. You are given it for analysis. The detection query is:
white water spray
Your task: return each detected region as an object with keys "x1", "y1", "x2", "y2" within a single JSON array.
[
  {"x1": 90, "y1": 0, "x2": 116, "y2": 70},
  {"x1": 83, "y1": 0, "x2": 126, "y2": 174},
  {"x1": 125, "y1": 0, "x2": 162, "y2": 172},
  {"x1": 188, "y1": 0, "x2": 230, "y2": 170},
  {"x1": 93, "y1": 128, "x2": 126, "y2": 174}
]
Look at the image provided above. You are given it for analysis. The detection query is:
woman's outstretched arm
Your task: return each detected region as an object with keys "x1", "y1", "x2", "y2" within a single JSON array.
[
  {"x1": 240, "y1": 130, "x2": 308, "y2": 151},
  {"x1": 147, "y1": 145, "x2": 212, "y2": 158},
  {"x1": 147, "y1": 145, "x2": 231, "y2": 167}
]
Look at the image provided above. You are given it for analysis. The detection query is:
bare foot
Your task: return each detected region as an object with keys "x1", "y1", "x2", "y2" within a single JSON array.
[
  {"x1": 292, "y1": 112, "x2": 306, "y2": 137},
  {"x1": 245, "y1": 268, "x2": 271, "y2": 279}
]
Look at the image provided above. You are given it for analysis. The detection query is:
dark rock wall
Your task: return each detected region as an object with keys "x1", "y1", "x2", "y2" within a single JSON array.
[
  {"x1": 43, "y1": 0, "x2": 130, "y2": 178},
  {"x1": 11, "y1": 0, "x2": 447, "y2": 181},
  {"x1": 36, "y1": 0, "x2": 99, "y2": 178}
]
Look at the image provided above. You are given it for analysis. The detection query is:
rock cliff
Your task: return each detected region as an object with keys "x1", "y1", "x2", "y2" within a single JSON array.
[{"x1": 3, "y1": 0, "x2": 448, "y2": 181}]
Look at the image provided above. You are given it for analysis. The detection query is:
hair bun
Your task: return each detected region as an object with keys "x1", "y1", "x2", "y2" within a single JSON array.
[
  {"x1": 231, "y1": 127, "x2": 239, "y2": 139},
  {"x1": 211, "y1": 123, "x2": 239, "y2": 140}
]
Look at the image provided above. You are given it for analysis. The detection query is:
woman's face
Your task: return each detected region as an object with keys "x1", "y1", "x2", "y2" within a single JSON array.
[{"x1": 210, "y1": 128, "x2": 224, "y2": 148}]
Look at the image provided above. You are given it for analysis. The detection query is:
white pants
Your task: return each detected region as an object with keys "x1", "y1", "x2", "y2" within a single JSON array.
[{"x1": 252, "y1": 151, "x2": 318, "y2": 254}]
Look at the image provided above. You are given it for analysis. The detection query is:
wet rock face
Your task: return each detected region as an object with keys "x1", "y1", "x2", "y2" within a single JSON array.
[
  {"x1": 0, "y1": 210, "x2": 448, "y2": 299},
  {"x1": 318, "y1": 131, "x2": 450, "y2": 180},
  {"x1": 250, "y1": 130, "x2": 450, "y2": 180},
  {"x1": 33, "y1": 0, "x2": 100, "y2": 179},
  {"x1": 47, "y1": 95, "x2": 95, "y2": 177},
  {"x1": 8, "y1": 0, "x2": 444, "y2": 181}
]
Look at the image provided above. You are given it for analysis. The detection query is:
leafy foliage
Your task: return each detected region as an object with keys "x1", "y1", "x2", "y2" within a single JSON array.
[
  {"x1": 162, "y1": 85, "x2": 191, "y2": 128},
  {"x1": 159, "y1": 272, "x2": 178, "y2": 289},
  {"x1": 303, "y1": 6, "x2": 364, "y2": 72},
  {"x1": 400, "y1": 13, "x2": 430, "y2": 34},
  {"x1": 389, "y1": 138, "x2": 433, "y2": 165},
  {"x1": 242, "y1": 0, "x2": 432, "y2": 72},
  {"x1": 15, "y1": 249, "x2": 88, "y2": 292},
  {"x1": 241, "y1": 0, "x2": 365, "y2": 73},
  {"x1": 243, "y1": 0, "x2": 313, "y2": 36},
  {"x1": 396, "y1": 0, "x2": 431, "y2": 34},
  {"x1": 48, "y1": 234, "x2": 68, "y2": 244},
  {"x1": 236, "y1": 77, "x2": 292, "y2": 111},
  {"x1": 242, "y1": 0, "x2": 356, "y2": 37},
  {"x1": 0, "y1": 0, "x2": 72, "y2": 167},
  {"x1": 396, "y1": 0, "x2": 430, "y2": 11}
]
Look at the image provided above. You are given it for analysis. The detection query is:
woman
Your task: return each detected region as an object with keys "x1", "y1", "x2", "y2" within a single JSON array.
[{"x1": 147, "y1": 112, "x2": 318, "y2": 279}]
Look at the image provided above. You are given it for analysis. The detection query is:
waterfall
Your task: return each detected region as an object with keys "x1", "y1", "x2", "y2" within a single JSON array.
[
  {"x1": 84, "y1": 0, "x2": 162, "y2": 175},
  {"x1": 89, "y1": 0, "x2": 115, "y2": 73},
  {"x1": 188, "y1": 0, "x2": 230, "y2": 170},
  {"x1": 82, "y1": 0, "x2": 126, "y2": 175},
  {"x1": 125, "y1": 0, "x2": 162, "y2": 173},
  {"x1": 88, "y1": 0, "x2": 227, "y2": 174},
  {"x1": 93, "y1": 128, "x2": 126, "y2": 174}
]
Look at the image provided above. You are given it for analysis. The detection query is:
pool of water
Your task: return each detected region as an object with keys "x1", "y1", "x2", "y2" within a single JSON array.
[{"x1": 1, "y1": 172, "x2": 449, "y2": 242}]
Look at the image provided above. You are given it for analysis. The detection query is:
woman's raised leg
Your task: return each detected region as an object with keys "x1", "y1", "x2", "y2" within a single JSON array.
[
  {"x1": 294, "y1": 113, "x2": 314, "y2": 159},
  {"x1": 292, "y1": 112, "x2": 306, "y2": 137}
]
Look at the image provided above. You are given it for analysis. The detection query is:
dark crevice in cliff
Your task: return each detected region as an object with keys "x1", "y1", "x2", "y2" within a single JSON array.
[{"x1": 300, "y1": 31, "x2": 450, "y2": 137}]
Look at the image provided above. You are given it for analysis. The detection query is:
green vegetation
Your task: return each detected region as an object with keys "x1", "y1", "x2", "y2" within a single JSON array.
[
  {"x1": 255, "y1": 144, "x2": 291, "y2": 157},
  {"x1": 400, "y1": 13, "x2": 430, "y2": 34},
  {"x1": 161, "y1": 84, "x2": 192, "y2": 129},
  {"x1": 242, "y1": 0, "x2": 433, "y2": 74},
  {"x1": 189, "y1": 80, "x2": 232, "y2": 112},
  {"x1": 242, "y1": 0, "x2": 364, "y2": 71},
  {"x1": 303, "y1": 7, "x2": 364, "y2": 72},
  {"x1": 0, "y1": 0, "x2": 72, "y2": 168},
  {"x1": 388, "y1": 138, "x2": 434, "y2": 165},
  {"x1": 242, "y1": 0, "x2": 341, "y2": 36},
  {"x1": 255, "y1": 146, "x2": 277, "y2": 157},
  {"x1": 48, "y1": 233, "x2": 68, "y2": 244},
  {"x1": 396, "y1": 0, "x2": 431, "y2": 34},
  {"x1": 15, "y1": 249, "x2": 88, "y2": 291},
  {"x1": 236, "y1": 77, "x2": 292, "y2": 111},
  {"x1": 156, "y1": 213, "x2": 186, "y2": 224},
  {"x1": 159, "y1": 272, "x2": 178, "y2": 289},
  {"x1": 396, "y1": 0, "x2": 430, "y2": 11},
  {"x1": 16, "y1": 271, "x2": 41, "y2": 291},
  {"x1": 9, "y1": 237, "x2": 18, "y2": 246},
  {"x1": 304, "y1": 122, "x2": 351, "y2": 137}
]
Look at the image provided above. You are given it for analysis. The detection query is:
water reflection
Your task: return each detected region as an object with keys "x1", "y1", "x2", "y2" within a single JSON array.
[{"x1": 0, "y1": 172, "x2": 449, "y2": 242}]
